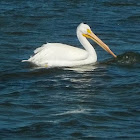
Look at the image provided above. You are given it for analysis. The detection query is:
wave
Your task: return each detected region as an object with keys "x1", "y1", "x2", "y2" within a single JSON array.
[
  {"x1": 103, "y1": 52, "x2": 140, "y2": 67},
  {"x1": 53, "y1": 108, "x2": 91, "y2": 116}
]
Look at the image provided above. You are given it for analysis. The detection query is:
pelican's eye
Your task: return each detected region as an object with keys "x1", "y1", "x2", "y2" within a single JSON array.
[{"x1": 87, "y1": 29, "x2": 91, "y2": 34}]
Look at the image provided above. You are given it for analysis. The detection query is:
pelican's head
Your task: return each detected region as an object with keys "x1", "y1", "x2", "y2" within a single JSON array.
[{"x1": 77, "y1": 23, "x2": 117, "y2": 58}]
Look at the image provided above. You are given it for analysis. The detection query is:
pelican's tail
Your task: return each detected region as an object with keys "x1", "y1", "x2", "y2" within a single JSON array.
[{"x1": 22, "y1": 59, "x2": 30, "y2": 62}]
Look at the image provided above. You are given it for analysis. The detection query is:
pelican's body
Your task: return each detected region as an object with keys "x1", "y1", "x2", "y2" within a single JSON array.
[
  {"x1": 22, "y1": 23, "x2": 116, "y2": 67},
  {"x1": 29, "y1": 43, "x2": 96, "y2": 67}
]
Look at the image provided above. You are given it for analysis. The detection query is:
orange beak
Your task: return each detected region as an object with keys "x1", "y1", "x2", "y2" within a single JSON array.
[{"x1": 83, "y1": 29, "x2": 117, "y2": 58}]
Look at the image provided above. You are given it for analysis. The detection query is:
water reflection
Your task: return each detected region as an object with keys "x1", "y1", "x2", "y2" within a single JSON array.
[{"x1": 63, "y1": 64, "x2": 98, "y2": 73}]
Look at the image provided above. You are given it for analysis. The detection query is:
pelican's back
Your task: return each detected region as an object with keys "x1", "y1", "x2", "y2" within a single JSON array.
[{"x1": 25, "y1": 43, "x2": 88, "y2": 66}]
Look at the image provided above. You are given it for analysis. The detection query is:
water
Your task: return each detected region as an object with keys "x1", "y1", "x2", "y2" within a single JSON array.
[{"x1": 0, "y1": 0, "x2": 140, "y2": 139}]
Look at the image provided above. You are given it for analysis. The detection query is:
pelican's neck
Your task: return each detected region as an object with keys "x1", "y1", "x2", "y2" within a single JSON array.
[{"x1": 77, "y1": 30, "x2": 97, "y2": 57}]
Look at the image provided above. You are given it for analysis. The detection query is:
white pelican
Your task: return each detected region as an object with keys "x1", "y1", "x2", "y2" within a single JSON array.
[{"x1": 22, "y1": 23, "x2": 116, "y2": 67}]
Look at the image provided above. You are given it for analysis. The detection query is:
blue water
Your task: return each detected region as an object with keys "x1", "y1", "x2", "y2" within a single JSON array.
[{"x1": 0, "y1": 0, "x2": 140, "y2": 139}]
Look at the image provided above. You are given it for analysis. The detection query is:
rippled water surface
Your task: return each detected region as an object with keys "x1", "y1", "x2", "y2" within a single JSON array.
[{"x1": 0, "y1": 0, "x2": 140, "y2": 139}]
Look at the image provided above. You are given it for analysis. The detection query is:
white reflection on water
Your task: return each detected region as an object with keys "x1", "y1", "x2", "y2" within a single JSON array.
[{"x1": 63, "y1": 64, "x2": 98, "y2": 73}]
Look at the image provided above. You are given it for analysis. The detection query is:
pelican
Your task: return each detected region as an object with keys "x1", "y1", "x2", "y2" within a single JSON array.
[{"x1": 22, "y1": 23, "x2": 116, "y2": 67}]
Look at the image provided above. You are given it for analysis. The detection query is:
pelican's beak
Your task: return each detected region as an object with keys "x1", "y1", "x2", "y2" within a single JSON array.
[{"x1": 83, "y1": 29, "x2": 117, "y2": 58}]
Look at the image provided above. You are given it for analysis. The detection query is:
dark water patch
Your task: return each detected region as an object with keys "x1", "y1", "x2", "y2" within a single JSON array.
[
  {"x1": 118, "y1": 15, "x2": 140, "y2": 25},
  {"x1": 103, "y1": 1, "x2": 140, "y2": 7},
  {"x1": 103, "y1": 52, "x2": 140, "y2": 67},
  {"x1": 126, "y1": 15, "x2": 140, "y2": 22},
  {"x1": 0, "y1": 122, "x2": 54, "y2": 138},
  {"x1": 5, "y1": 31, "x2": 28, "y2": 36},
  {"x1": 70, "y1": 132, "x2": 83, "y2": 137},
  {"x1": 0, "y1": 66, "x2": 63, "y2": 81},
  {"x1": 22, "y1": 22, "x2": 37, "y2": 27}
]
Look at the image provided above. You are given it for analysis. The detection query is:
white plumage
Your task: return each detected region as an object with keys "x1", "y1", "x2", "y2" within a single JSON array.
[{"x1": 22, "y1": 23, "x2": 116, "y2": 67}]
